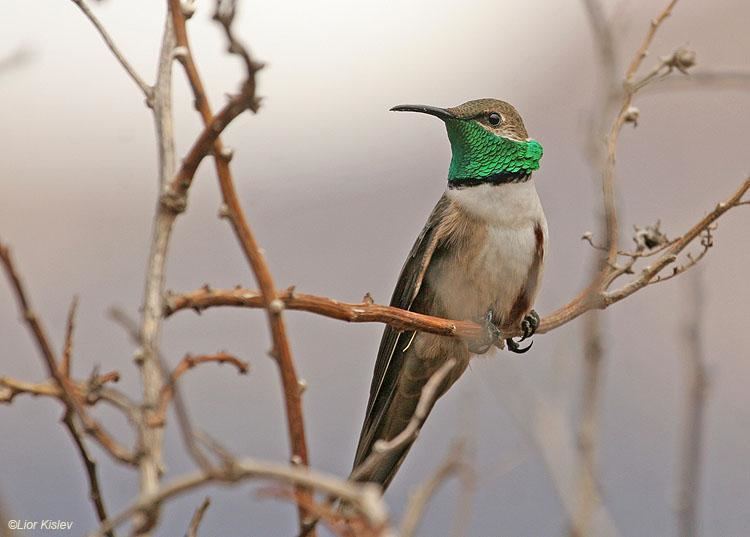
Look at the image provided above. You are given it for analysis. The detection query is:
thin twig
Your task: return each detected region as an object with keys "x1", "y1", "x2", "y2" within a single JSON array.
[
  {"x1": 63, "y1": 412, "x2": 116, "y2": 537},
  {"x1": 643, "y1": 69, "x2": 750, "y2": 94},
  {"x1": 0, "y1": 371, "x2": 120, "y2": 404},
  {"x1": 399, "y1": 442, "x2": 466, "y2": 537},
  {"x1": 68, "y1": 0, "x2": 153, "y2": 101},
  {"x1": 150, "y1": 353, "x2": 250, "y2": 427},
  {"x1": 299, "y1": 360, "x2": 457, "y2": 537},
  {"x1": 350, "y1": 360, "x2": 456, "y2": 482},
  {"x1": 61, "y1": 295, "x2": 79, "y2": 377},
  {"x1": 185, "y1": 497, "x2": 211, "y2": 537}
]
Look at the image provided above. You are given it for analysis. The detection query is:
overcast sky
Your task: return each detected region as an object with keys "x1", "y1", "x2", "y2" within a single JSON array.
[{"x1": 2, "y1": 1, "x2": 749, "y2": 536}]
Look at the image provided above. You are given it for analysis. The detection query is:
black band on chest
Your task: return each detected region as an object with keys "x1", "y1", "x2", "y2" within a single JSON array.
[{"x1": 447, "y1": 171, "x2": 532, "y2": 189}]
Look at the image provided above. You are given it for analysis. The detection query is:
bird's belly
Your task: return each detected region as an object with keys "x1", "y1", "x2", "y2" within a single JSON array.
[{"x1": 428, "y1": 223, "x2": 539, "y2": 326}]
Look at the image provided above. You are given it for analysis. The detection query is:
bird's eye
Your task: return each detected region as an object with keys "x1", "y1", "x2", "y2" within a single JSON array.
[{"x1": 488, "y1": 113, "x2": 502, "y2": 126}]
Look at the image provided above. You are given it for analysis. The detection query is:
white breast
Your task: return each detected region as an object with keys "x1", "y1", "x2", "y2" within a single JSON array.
[
  {"x1": 446, "y1": 180, "x2": 545, "y2": 228},
  {"x1": 435, "y1": 180, "x2": 548, "y2": 325}
]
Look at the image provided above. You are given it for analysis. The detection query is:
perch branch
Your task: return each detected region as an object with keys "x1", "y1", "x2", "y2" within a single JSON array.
[{"x1": 165, "y1": 171, "x2": 748, "y2": 346}]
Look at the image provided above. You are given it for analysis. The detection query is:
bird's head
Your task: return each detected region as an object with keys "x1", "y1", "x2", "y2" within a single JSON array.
[{"x1": 391, "y1": 98, "x2": 542, "y2": 187}]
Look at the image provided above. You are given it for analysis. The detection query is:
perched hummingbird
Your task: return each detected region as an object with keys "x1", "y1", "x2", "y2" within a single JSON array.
[{"x1": 351, "y1": 99, "x2": 547, "y2": 489}]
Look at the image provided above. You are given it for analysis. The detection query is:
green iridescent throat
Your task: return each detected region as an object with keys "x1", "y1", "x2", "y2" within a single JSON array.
[{"x1": 445, "y1": 119, "x2": 542, "y2": 182}]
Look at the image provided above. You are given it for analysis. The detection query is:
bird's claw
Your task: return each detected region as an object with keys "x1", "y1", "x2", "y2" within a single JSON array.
[
  {"x1": 468, "y1": 309, "x2": 503, "y2": 354},
  {"x1": 505, "y1": 310, "x2": 539, "y2": 354},
  {"x1": 520, "y1": 309, "x2": 540, "y2": 341},
  {"x1": 505, "y1": 337, "x2": 533, "y2": 354}
]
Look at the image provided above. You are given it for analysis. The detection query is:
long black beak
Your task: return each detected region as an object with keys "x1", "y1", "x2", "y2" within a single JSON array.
[{"x1": 390, "y1": 104, "x2": 455, "y2": 120}]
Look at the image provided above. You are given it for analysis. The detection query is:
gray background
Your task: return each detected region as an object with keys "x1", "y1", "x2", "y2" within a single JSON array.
[{"x1": 1, "y1": 1, "x2": 749, "y2": 536}]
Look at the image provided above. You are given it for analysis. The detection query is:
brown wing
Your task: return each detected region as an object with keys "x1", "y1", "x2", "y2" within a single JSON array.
[{"x1": 352, "y1": 195, "x2": 450, "y2": 471}]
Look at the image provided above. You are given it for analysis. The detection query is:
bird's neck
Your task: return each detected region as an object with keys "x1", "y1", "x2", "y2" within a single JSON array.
[
  {"x1": 446, "y1": 180, "x2": 543, "y2": 225},
  {"x1": 444, "y1": 120, "x2": 542, "y2": 189}
]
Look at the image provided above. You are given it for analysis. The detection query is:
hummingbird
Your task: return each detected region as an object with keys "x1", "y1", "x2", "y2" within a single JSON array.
[{"x1": 351, "y1": 98, "x2": 547, "y2": 489}]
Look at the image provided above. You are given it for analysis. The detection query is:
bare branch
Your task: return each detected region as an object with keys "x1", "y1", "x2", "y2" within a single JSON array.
[
  {"x1": 0, "y1": 242, "x2": 136, "y2": 465},
  {"x1": 149, "y1": 352, "x2": 249, "y2": 427},
  {"x1": 129, "y1": 10, "x2": 184, "y2": 532},
  {"x1": 0, "y1": 245, "x2": 132, "y2": 535},
  {"x1": 602, "y1": 178, "x2": 749, "y2": 304},
  {"x1": 0, "y1": 371, "x2": 120, "y2": 404},
  {"x1": 89, "y1": 459, "x2": 392, "y2": 537},
  {"x1": 166, "y1": 1, "x2": 312, "y2": 531},
  {"x1": 164, "y1": 170, "x2": 748, "y2": 344},
  {"x1": 109, "y1": 307, "x2": 219, "y2": 478},
  {"x1": 165, "y1": 287, "x2": 483, "y2": 338},
  {"x1": 212, "y1": 0, "x2": 264, "y2": 93},
  {"x1": 68, "y1": 0, "x2": 153, "y2": 101},
  {"x1": 164, "y1": 93, "x2": 254, "y2": 213},
  {"x1": 601, "y1": 0, "x2": 681, "y2": 267},
  {"x1": 571, "y1": 3, "x2": 684, "y2": 536},
  {"x1": 624, "y1": 0, "x2": 681, "y2": 83}
]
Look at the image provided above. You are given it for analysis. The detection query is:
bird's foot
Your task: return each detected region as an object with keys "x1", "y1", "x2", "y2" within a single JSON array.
[
  {"x1": 520, "y1": 309, "x2": 540, "y2": 341},
  {"x1": 468, "y1": 309, "x2": 504, "y2": 354},
  {"x1": 505, "y1": 310, "x2": 539, "y2": 354}
]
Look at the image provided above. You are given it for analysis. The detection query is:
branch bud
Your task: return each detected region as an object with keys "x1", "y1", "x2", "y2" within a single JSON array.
[
  {"x1": 173, "y1": 46, "x2": 189, "y2": 63},
  {"x1": 180, "y1": 0, "x2": 197, "y2": 19},
  {"x1": 672, "y1": 47, "x2": 697, "y2": 74},
  {"x1": 624, "y1": 106, "x2": 640, "y2": 127},
  {"x1": 269, "y1": 298, "x2": 285, "y2": 314},
  {"x1": 219, "y1": 146, "x2": 234, "y2": 162}
]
